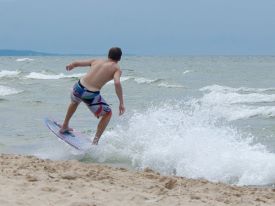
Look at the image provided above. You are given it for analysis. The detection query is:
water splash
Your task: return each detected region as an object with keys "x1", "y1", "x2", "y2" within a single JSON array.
[{"x1": 91, "y1": 101, "x2": 275, "y2": 186}]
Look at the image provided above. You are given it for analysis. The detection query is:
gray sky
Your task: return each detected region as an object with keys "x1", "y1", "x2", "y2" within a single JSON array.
[{"x1": 1, "y1": 0, "x2": 275, "y2": 55}]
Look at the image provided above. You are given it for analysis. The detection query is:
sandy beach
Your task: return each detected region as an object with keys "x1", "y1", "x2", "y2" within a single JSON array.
[{"x1": 0, "y1": 154, "x2": 274, "y2": 206}]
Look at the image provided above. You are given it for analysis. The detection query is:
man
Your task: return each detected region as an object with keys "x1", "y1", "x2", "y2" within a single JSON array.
[{"x1": 60, "y1": 47, "x2": 125, "y2": 145}]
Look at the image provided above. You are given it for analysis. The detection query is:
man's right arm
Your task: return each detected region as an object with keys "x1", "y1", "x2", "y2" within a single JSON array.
[
  {"x1": 114, "y1": 69, "x2": 125, "y2": 115},
  {"x1": 66, "y1": 60, "x2": 95, "y2": 71}
]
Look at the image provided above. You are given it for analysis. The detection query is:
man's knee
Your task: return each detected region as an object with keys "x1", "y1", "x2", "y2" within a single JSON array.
[
  {"x1": 71, "y1": 101, "x2": 79, "y2": 106},
  {"x1": 95, "y1": 110, "x2": 112, "y2": 119},
  {"x1": 106, "y1": 110, "x2": 112, "y2": 117},
  {"x1": 103, "y1": 110, "x2": 112, "y2": 119}
]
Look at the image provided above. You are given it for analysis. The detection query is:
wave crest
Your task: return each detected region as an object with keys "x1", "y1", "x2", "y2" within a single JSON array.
[
  {"x1": 0, "y1": 85, "x2": 22, "y2": 96},
  {"x1": 0, "y1": 70, "x2": 21, "y2": 78},
  {"x1": 25, "y1": 72, "x2": 85, "y2": 80}
]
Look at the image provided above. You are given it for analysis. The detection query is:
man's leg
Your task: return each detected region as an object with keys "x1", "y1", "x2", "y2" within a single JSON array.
[
  {"x1": 60, "y1": 101, "x2": 79, "y2": 133},
  {"x1": 92, "y1": 111, "x2": 112, "y2": 145}
]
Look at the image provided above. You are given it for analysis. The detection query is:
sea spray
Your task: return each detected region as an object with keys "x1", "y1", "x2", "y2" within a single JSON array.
[{"x1": 92, "y1": 101, "x2": 275, "y2": 186}]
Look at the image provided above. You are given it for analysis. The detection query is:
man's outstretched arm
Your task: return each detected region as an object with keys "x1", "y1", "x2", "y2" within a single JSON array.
[
  {"x1": 114, "y1": 69, "x2": 125, "y2": 115},
  {"x1": 66, "y1": 60, "x2": 95, "y2": 71}
]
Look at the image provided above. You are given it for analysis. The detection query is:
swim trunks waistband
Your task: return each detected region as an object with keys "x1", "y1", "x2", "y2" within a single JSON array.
[{"x1": 78, "y1": 80, "x2": 99, "y2": 94}]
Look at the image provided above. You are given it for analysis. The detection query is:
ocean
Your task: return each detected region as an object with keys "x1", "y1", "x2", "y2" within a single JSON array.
[{"x1": 1, "y1": 56, "x2": 275, "y2": 186}]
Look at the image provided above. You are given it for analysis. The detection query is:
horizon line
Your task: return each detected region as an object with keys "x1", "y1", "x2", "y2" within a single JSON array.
[{"x1": 0, "y1": 49, "x2": 274, "y2": 57}]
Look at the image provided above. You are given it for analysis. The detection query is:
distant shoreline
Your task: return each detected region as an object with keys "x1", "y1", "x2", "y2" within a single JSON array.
[
  {"x1": 0, "y1": 49, "x2": 58, "y2": 56},
  {"x1": 0, "y1": 49, "x2": 102, "y2": 56}
]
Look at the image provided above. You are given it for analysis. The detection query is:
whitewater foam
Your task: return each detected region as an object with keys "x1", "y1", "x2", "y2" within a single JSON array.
[
  {"x1": 131, "y1": 77, "x2": 184, "y2": 88},
  {"x1": 157, "y1": 83, "x2": 185, "y2": 88},
  {"x1": 0, "y1": 85, "x2": 22, "y2": 96},
  {"x1": 106, "y1": 76, "x2": 184, "y2": 88},
  {"x1": 25, "y1": 72, "x2": 85, "y2": 80},
  {"x1": 90, "y1": 101, "x2": 275, "y2": 186},
  {"x1": 0, "y1": 70, "x2": 21, "y2": 78},
  {"x1": 199, "y1": 85, "x2": 275, "y2": 120},
  {"x1": 183, "y1": 70, "x2": 192, "y2": 75},
  {"x1": 201, "y1": 84, "x2": 275, "y2": 93},
  {"x1": 133, "y1": 77, "x2": 161, "y2": 84},
  {"x1": 16, "y1": 58, "x2": 34, "y2": 62},
  {"x1": 201, "y1": 91, "x2": 275, "y2": 105}
]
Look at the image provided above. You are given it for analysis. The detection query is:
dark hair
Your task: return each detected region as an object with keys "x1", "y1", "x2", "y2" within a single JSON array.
[{"x1": 108, "y1": 47, "x2": 122, "y2": 61}]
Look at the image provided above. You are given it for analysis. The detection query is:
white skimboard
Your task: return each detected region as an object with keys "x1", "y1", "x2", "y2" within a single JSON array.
[{"x1": 45, "y1": 117, "x2": 92, "y2": 151}]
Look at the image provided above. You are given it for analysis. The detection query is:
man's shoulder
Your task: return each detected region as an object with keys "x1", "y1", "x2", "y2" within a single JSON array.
[
  {"x1": 108, "y1": 61, "x2": 120, "y2": 70},
  {"x1": 114, "y1": 63, "x2": 121, "y2": 69},
  {"x1": 92, "y1": 59, "x2": 104, "y2": 64}
]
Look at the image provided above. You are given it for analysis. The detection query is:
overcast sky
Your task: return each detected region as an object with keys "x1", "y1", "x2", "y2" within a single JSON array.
[{"x1": 1, "y1": 0, "x2": 275, "y2": 55}]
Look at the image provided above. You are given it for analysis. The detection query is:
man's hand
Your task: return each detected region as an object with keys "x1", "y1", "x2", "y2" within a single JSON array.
[
  {"x1": 66, "y1": 63, "x2": 75, "y2": 71},
  {"x1": 119, "y1": 103, "x2": 125, "y2": 116}
]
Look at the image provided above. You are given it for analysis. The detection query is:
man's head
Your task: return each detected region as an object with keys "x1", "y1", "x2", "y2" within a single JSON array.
[{"x1": 108, "y1": 47, "x2": 122, "y2": 61}]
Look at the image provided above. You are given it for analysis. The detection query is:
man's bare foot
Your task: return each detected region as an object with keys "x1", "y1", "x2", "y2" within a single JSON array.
[{"x1": 59, "y1": 126, "x2": 73, "y2": 134}]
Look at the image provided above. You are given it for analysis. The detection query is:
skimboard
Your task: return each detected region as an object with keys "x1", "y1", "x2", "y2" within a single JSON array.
[{"x1": 44, "y1": 117, "x2": 92, "y2": 151}]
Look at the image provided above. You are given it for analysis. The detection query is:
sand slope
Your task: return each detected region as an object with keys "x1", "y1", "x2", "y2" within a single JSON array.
[{"x1": 0, "y1": 154, "x2": 275, "y2": 206}]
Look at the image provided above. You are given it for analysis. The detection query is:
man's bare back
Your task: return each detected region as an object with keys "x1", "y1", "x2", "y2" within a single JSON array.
[
  {"x1": 81, "y1": 59, "x2": 120, "y2": 91},
  {"x1": 66, "y1": 59, "x2": 121, "y2": 91}
]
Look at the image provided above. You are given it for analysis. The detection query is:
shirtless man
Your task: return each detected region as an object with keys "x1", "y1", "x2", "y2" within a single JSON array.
[{"x1": 60, "y1": 47, "x2": 125, "y2": 145}]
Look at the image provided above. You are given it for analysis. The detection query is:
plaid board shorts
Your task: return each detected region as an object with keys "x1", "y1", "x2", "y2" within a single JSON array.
[{"x1": 71, "y1": 80, "x2": 111, "y2": 117}]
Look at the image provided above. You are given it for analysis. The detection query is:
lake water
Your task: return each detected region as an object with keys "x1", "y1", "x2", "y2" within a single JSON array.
[{"x1": 1, "y1": 56, "x2": 275, "y2": 186}]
